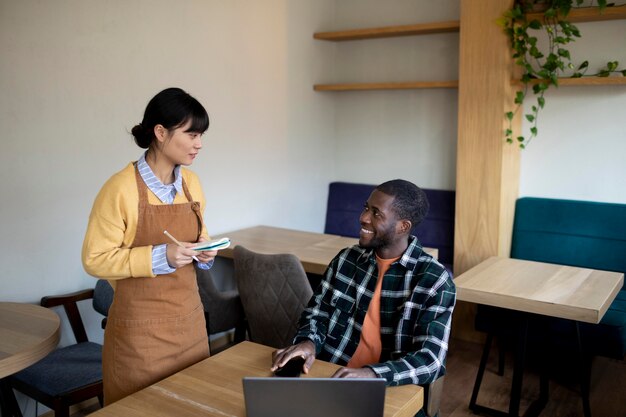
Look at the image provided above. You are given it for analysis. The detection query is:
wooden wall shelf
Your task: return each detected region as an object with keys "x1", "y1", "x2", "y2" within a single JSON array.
[
  {"x1": 514, "y1": 77, "x2": 626, "y2": 87},
  {"x1": 312, "y1": 4, "x2": 626, "y2": 43},
  {"x1": 314, "y1": 81, "x2": 459, "y2": 91},
  {"x1": 313, "y1": 20, "x2": 460, "y2": 41},
  {"x1": 526, "y1": 4, "x2": 626, "y2": 23}
]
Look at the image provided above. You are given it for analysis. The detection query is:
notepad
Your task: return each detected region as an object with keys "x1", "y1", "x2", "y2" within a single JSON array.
[{"x1": 192, "y1": 237, "x2": 231, "y2": 251}]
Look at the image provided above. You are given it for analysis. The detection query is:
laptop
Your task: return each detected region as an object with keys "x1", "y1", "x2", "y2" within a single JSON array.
[{"x1": 242, "y1": 377, "x2": 386, "y2": 417}]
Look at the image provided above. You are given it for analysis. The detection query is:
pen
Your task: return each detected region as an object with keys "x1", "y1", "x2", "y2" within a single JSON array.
[{"x1": 163, "y1": 230, "x2": 200, "y2": 262}]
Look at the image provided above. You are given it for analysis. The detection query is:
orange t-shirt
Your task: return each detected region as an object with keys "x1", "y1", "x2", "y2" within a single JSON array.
[{"x1": 347, "y1": 255, "x2": 400, "y2": 368}]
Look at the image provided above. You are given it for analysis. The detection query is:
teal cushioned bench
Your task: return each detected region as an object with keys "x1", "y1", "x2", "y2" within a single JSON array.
[
  {"x1": 476, "y1": 197, "x2": 626, "y2": 359},
  {"x1": 510, "y1": 197, "x2": 626, "y2": 359}
]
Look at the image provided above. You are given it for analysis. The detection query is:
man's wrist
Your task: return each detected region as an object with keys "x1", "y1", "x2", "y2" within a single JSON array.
[
  {"x1": 299, "y1": 339, "x2": 315, "y2": 355},
  {"x1": 293, "y1": 335, "x2": 320, "y2": 354}
]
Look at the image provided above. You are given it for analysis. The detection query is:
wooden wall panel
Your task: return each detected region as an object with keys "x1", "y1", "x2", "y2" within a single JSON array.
[{"x1": 453, "y1": 0, "x2": 521, "y2": 342}]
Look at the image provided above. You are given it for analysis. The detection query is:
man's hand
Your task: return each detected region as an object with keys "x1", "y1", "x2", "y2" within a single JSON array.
[
  {"x1": 332, "y1": 367, "x2": 377, "y2": 379},
  {"x1": 271, "y1": 340, "x2": 316, "y2": 374}
]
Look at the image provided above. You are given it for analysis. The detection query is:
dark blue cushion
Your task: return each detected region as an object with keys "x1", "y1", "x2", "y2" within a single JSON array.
[
  {"x1": 324, "y1": 182, "x2": 374, "y2": 239},
  {"x1": 324, "y1": 182, "x2": 455, "y2": 269},
  {"x1": 11, "y1": 342, "x2": 102, "y2": 396}
]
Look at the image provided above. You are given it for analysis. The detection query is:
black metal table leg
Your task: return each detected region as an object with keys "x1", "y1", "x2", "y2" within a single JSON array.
[
  {"x1": 576, "y1": 322, "x2": 592, "y2": 417},
  {"x1": 468, "y1": 313, "x2": 549, "y2": 417},
  {"x1": 497, "y1": 336, "x2": 506, "y2": 376},
  {"x1": 470, "y1": 332, "x2": 494, "y2": 411},
  {"x1": 524, "y1": 333, "x2": 549, "y2": 417},
  {"x1": 507, "y1": 315, "x2": 528, "y2": 416}
]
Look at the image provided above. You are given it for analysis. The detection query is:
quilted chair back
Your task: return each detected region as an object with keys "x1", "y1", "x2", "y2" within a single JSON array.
[{"x1": 234, "y1": 246, "x2": 313, "y2": 349}]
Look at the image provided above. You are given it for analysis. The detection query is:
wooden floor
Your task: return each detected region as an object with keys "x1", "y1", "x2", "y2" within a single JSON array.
[
  {"x1": 442, "y1": 338, "x2": 626, "y2": 417},
  {"x1": 70, "y1": 337, "x2": 626, "y2": 417}
]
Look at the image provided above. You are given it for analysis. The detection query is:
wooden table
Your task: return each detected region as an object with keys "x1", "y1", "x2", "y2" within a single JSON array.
[
  {"x1": 455, "y1": 256, "x2": 623, "y2": 324},
  {"x1": 90, "y1": 341, "x2": 423, "y2": 417},
  {"x1": 454, "y1": 256, "x2": 624, "y2": 417},
  {"x1": 214, "y1": 225, "x2": 438, "y2": 275},
  {"x1": 0, "y1": 302, "x2": 60, "y2": 417}
]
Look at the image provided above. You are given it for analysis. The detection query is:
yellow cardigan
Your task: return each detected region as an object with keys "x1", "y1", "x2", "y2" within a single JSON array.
[{"x1": 82, "y1": 162, "x2": 209, "y2": 281}]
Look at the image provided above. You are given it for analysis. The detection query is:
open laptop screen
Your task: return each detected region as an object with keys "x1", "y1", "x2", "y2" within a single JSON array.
[{"x1": 242, "y1": 377, "x2": 386, "y2": 417}]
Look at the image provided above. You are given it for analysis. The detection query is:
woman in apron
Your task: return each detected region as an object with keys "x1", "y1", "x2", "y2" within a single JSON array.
[{"x1": 82, "y1": 87, "x2": 215, "y2": 405}]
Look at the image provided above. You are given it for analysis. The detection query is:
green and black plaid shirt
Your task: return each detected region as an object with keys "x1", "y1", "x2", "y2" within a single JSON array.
[{"x1": 294, "y1": 236, "x2": 456, "y2": 386}]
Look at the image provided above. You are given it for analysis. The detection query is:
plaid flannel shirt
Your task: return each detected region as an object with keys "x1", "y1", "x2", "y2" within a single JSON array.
[{"x1": 293, "y1": 236, "x2": 456, "y2": 386}]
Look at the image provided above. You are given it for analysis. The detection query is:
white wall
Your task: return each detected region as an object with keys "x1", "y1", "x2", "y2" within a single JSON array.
[
  {"x1": 329, "y1": 0, "x2": 460, "y2": 190},
  {"x1": 519, "y1": 18, "x2": 626, "y2": 203},
  {"x1": 0, "y1": 0, "x2": 335, "y2": 305}
]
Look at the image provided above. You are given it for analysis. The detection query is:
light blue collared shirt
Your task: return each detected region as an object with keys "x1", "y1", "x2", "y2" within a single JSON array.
[{"x1": 137, "y1": 154, "x2": 212, "y2": 273}]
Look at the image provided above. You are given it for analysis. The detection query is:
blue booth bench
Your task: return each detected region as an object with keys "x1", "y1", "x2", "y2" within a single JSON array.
[
  {"x1": 324, "y1": 181, "x2": 456, "y2": 273},
  {"x1": 474, "y1": 197, "x2": 626, "y2": 416}
]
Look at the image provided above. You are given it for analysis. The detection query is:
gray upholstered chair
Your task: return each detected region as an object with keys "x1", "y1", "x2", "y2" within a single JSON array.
[
  {"x1": 234, "y1": 246, "x2": 313, "y2": 349},
  {"x1": 195, "y1": 264, "x2": 246, "y2": 352}
]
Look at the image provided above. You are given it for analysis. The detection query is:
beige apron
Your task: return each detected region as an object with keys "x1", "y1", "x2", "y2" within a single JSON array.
[{"x1": 102, "y1": 165, "x2": 209, "y2": 405}]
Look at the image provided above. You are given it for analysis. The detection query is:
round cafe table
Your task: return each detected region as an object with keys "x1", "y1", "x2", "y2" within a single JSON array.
[{"x1": 0, "y1": 302, "x2": 60, "y2": 417}]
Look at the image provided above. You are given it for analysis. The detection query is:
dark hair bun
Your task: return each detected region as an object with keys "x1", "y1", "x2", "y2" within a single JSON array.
[
  {"x1": 131, "y1": 123, "x2": 152, "y2": 149},
  {"x1": 131, "y1": 88, "x2": 209, "y2": 150}
]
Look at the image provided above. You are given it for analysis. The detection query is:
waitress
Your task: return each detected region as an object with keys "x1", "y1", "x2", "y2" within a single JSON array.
[{"x1": 82, "y1": 87, "x2": 216, "y2": 405}]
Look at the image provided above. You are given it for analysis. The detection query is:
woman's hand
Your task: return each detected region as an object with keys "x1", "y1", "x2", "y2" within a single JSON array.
[
  {"x1": 166, "y1": 242, "x2": 200, "y2": 268},
  {"x1": 195, "y1": 237, "x2": 217, "y2": 264}
]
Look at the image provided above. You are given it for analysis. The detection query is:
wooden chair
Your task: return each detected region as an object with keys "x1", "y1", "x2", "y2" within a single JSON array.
[{"x1": 10, "y1": 287, "x2": 107, "y2": 417}]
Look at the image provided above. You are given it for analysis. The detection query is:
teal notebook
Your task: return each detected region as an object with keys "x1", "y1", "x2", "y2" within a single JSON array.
[{"x1": 192, "y1": 237, "x2": 231, "y2": 251}]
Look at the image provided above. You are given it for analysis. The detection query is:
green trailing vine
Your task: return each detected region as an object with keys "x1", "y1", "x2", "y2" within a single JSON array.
[{"x1": 502, "y1": 0, "x2": 626, "y2": 148}]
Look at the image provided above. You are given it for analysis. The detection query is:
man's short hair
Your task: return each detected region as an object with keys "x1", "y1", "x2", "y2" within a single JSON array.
[{"x1": 376, "y1": 179, "x2": 429, "y2": 227}]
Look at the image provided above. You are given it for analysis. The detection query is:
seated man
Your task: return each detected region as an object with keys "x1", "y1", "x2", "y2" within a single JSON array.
[{"x1": 272, "y1": 179, "x2": 456, "y2": 391}]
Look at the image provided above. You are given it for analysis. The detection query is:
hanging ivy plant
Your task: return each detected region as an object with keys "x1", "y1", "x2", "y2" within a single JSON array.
[{"x1": 502, "y1": 0, "x2": 626, "y2": 148}]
